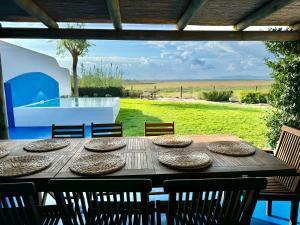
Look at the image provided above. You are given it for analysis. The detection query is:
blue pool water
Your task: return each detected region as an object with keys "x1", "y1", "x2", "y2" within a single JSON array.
[
  {"x1": 13, "y1": 97, "x2": 120, "y2": 127},
  {"x1": 23, "y1": 97, "x2": 119, "y2": 108}
]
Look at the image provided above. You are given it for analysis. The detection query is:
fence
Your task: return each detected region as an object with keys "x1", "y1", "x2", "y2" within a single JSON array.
[{"x1": 126, "y1": 84, "x2": 271, "y2": 100}]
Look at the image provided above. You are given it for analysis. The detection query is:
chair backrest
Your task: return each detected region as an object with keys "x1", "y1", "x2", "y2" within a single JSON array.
[
  {"x1": 274, "y1": 125, "x2": 300, "y2": 193},
  {"x1": 164, "y1": 178, "x2": 267, "y2": 225},
  {"x1": 0, "y1": 182, "x2": 41, "y2": 225},
  {"x1": 51, "y1": 179, "x2": 152, "y2": 225},
  {"x1": 91, "y1": 122, "x2": 123, "y2": 137},
  {"x1": 52, "y1": 124, "x2": 85, "y2": 138},
  {"x1": 144, "y1": 122, "x2": 175, "y2": 136}
]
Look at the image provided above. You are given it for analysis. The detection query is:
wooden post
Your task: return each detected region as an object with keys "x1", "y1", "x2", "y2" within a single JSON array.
[
  {"x1": 180, "y1": 86, "x2": 183, "y2": 98},
  {"x1": 0, "y1": 55, "x2": 9, "y2": 139},
  {"x1": 154, "y1": 86, "x2": 156, "y2": 99},
  {"x1": 291, "y1": 22, "x2": 300, "y2": 31},
  {"x1": 234, "y1": 0, "x2": 297, "y2": 31},
  {"x1": 1, "y1": 29, "x2": 300, "y2": 41},
  {"x1": 296, "y1": 41, "x2": 300, "y2": 55},
  {"x1": 13, "y1": 0, "x2": 58, "y2": 28},
  {"x1": 177, "y1": 0, "x2": 209, "y2": 31},
  {"x1": 105, "y1": 0, "x2": 122, "y2": 30}
]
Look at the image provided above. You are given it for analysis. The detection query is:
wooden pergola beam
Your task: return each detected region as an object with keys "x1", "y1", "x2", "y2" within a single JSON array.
[
  {"x1": 0, "y1": 28, "x2": 300, "y2": 41},
  {"x1": 105, "y1": 0, "x2": 122, "y2": 30},
  {"x1": 234, "y1": 0, "x2": 297, "y2": 31},
  {"x1": 291, "y1": 22, "x2": 300, "y2": 31},
  {"x1": 0, "y1": 55, "x2": 9, "y2": 139},
  {"x1": 177, "y1": 0, "x2": 208, "y2": 31},
  {"x1": 13, "y1": 0, "x2": 58, "y2": 28}
]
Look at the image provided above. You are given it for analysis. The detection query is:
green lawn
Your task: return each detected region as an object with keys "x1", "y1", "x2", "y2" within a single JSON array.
[{"x1": 117, "y1": 99, "x2": 269, "y2": 148}]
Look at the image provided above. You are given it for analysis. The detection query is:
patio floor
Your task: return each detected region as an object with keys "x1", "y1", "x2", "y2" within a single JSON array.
[
  {"x1": 11, "y1": 127, "x2": 299, "y2": 224},
  {"x1": 46, "y1": 195, "x2": 298, "y2": 225},
  {"x1": 252, "y1": 201, "x2": 299, "y2": 225}
]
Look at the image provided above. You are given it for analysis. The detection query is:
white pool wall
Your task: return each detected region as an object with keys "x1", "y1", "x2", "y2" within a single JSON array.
[
  {"x1": 0, "y1": 41, "x2": 71, "y2": 96},
  {"x1": 13, "y1": 98, "x2": 120, "y2": 127}
]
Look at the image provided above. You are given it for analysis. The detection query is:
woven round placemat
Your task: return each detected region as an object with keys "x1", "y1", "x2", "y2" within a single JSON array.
[
  {"x1": 84, "y1": 138, "x2": 126, "y2": 152},
  {"x1": 158, "y1": 150, "x2": 212, "y2": 170},
  {"x1": 207, "y1": 141, "x2": 256, "y2": 156},
  {"x1": 23, "y1": 139, "x2": 70, "y2": 152},
  {"x1": 0, "y1": 155, "x2": 51, "y2": 177},
  {"x1": 153, "y1": 135, "x2": 193, "y2": 147},
  {"x1": 70, "y1": 153, "x2": 125, "y2": 176},
  {"x1": 0, "y1": 146, "x2": 9, "y2": 159}
]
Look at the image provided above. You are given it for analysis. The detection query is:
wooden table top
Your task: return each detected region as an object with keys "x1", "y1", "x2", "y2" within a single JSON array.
[{"x1": 0, "y1": 135, "x2": 296, "y2": 189}]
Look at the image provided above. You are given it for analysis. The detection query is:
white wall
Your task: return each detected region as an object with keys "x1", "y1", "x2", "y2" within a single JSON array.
[
  {"x1": 0, "y1": 41, "x2": 71, "y2": 96},
  {"x1": 14, "y1": 106, "x2": 119, "y2": 127}
]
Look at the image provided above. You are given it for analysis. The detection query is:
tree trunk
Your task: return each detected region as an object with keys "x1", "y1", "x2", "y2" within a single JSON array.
[
  {"x1": 72, "y1": 54, "x2": 79, "y2": 97},
  {"x1": 0, "y1": 55, "x2": 9, "y2": 139}
]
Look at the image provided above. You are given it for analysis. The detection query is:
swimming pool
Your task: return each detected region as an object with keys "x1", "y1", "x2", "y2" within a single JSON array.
[
  {"x1": 13, "y1": 97, "x2": 120, "y2": 127},
  {"x1": 25, "y1": 97, "x2": 118, "y2": 108}
]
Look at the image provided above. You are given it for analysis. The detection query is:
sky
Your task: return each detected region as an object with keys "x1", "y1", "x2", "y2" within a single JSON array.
[{"x1": 0, "y1": 23, "x2": 275, "y2": 80}]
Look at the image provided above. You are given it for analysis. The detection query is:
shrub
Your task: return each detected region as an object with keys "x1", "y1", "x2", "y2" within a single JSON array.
[
  {"x1": 124, "y1": 90, "x2": 143, "y2": 98},
  {"x1": 264, "y1": 38, "x2": 300, "y2": 148},
  {"x1": 201, "y1": 90, "x2": 233, "y2": 102},
  {"x1": 78, "y1": 87, "x2": 125, "y2": 97},
  {"x1": 240, "y1": 92, "x2": 269, "y2": 104}
]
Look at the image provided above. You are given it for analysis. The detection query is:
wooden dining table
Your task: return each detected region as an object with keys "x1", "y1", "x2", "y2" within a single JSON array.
[{"x1": 0, "y1": 135, "x2": 297, "y2": 191}]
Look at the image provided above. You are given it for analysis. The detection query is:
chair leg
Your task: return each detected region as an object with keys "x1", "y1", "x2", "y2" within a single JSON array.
[
  {"x1": 289, "y1": 200, "x2": 299, "y2": 225},
  {"x1": 266, "y1": 200, "x2": 272, "y2": 216},
  {"x1": 156, "y1": 201, "x2": 161, "y2": 225}
]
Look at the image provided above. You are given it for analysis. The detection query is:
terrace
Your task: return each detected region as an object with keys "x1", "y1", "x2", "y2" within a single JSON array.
[{"x1": 0, "y1": 0, "x2": 300, "y2": 225}]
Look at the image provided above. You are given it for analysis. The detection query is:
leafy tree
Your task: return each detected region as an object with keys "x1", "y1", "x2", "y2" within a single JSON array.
[
  {"x1": 56, "y1": 24, "x2": 93, "y2": 96},
  {"x1": 264, "y1": 39, "x2": 300, "y2": 148}
]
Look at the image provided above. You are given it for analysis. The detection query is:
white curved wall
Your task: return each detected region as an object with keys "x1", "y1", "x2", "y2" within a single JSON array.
[{"x1": 0, "y1": 41, "x2": 71, "y2": 96}]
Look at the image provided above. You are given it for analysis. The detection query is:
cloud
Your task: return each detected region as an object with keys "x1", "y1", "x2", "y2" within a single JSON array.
[
  {"x1": 145, "y1": 41, "x2": 170, "y2": 48},
  {"x1": 58, "y1": 56, "x2": 154, "y2": 65},
  {"x1": 191, "y1": 58, "x2": 215, "y2": 70},
  {"x1": 1, "y1": 38, "x2": 272, "y2": 80},
  {"x1": 204, "y1": 42, "x2": 237, "y2": 55},
  {"x1": 139, "y1": 57, "x2": 150, "y2": 65},
  {"x1": 227, "y1": 63, "x2": 236, "y2": 71}
]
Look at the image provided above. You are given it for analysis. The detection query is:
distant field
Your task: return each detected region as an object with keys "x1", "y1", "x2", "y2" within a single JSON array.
[
  {"x1": 124, "y1": 80, "x2": 273, "y2": 99},
  {"x1": 117, "y1": 99, "x2": 268, "y2": 148}
]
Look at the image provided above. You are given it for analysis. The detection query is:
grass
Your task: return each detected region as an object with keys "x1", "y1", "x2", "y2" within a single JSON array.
[
  {"x1": 124, "y1": 80, "x2": 273, "y2": 90},
  {"x1": 124, "y1": 80, "x2": 272, "y2": 100},
  {"x1": 117, "y1": 99, "x2": 269, "y2": 148}
]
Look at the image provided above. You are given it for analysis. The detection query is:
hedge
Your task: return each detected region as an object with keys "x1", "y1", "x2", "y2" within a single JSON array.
[
  {"x1": 240, "y1": 92, "x2": 269, "y2": 104},
  {"x1": 201, "y1": 90, "x2": 233, "y2": 102},
  {"x1": 78, "y1": 87, "x2": 125, "y2": 97}
]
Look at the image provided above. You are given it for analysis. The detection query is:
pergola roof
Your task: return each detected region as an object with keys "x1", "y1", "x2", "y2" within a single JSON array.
[{"x1": 0, "y1": 0, "x2": 300, "y2": 40}]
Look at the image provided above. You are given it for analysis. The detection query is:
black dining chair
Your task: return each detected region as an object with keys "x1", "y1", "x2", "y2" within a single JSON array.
[
  {"x1": 0, "y1": 182, "x2": 60, "y2": 225},
  {"x1": 91, "y1": 122, "x2": 123, "y2": 137},
  {"x1": 52, "y1": 124, "x2": 85, "y2": 138},
  {"x1": 51, "y1": 179, "x2": 154, "y2": 225},
  {"x1": 157, "y1": 177, "x2": 267, "y2": 225}
]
